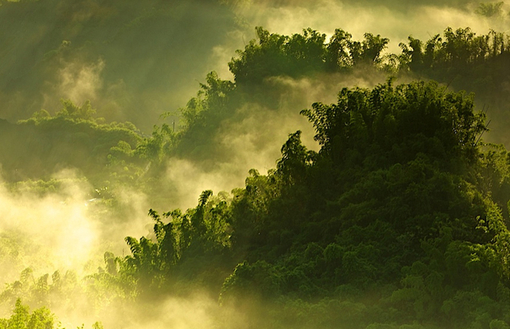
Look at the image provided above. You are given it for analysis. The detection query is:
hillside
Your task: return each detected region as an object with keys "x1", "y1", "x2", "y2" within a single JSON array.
[{"x1": 2, "y1": 2, "x2": 510, "y2": 327}]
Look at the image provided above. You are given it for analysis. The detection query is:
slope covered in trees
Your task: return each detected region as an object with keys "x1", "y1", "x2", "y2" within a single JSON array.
[
  {"x1": 79, "y1": 79, "x2": 510, "y2": 329},
  {"x1": 3, "y1": 17, "x2": 510, "y2": 328}
]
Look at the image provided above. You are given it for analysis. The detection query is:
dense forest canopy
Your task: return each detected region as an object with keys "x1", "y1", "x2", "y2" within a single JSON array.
[{"x1": 2, "y1": 0, "x2": 510, "y2": 328}]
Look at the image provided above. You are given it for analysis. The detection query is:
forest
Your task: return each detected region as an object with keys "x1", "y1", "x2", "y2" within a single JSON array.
[{"x1": 2, "y1": 0, "x2": 510, "y2": 328}]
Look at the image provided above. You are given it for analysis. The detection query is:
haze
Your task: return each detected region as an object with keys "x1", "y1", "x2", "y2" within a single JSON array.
[{"x1": 1, "y1": 0, "x2": 510, "y2": 328}]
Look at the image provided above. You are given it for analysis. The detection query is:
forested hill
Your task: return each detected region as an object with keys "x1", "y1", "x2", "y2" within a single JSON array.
[
  {"x1": 105, "y1": 27, "x2": 510, "y2": 328},
  {"x1": 80, "y1": 80, "x2": 510, "y2": 329},
  {"x1": 6, "y1": 81, "x2": 510, "y2": 329},
  {"x1": 3, "y1": 21, "x2": 510, "y2": 328}
]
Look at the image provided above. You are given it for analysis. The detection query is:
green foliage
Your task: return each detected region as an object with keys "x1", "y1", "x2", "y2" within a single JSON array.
[
  {"x1": 0, "y1": 299, "x2": 53, "y2": 329},
  {"x1": 276, "y1": 130, "x2": 315, "y2": 185},
  {"x1": 302, "y1": 79, "x2": 486, "y2": 168},
  {"x1": 0, "y1": 298, "x2": 103, "y2": 329},
  {"x1": 171, "y1": 71, "x2": 236, "y2": 161},
  {"x1": 229, "y1": 27, "x2": 389, "y2": 84},
  {"x1": 211, "y1": 79, "x2": 510, "y2": 328},
  {"x1": 0, "y1": 268, "x2": 83, "y2": 311},
  {"x1": 396, "y1": 27, "x2": 510, "y2": 140},
  {"x1": 56, "y1": 100, "x2": 100, "y2": 123},
  {"x1": 220, "y1": 260, "x2": 281, "y2": 303},
  {"x1": 90, "y1": 191, "x2": 234, "y2": 298},
  {"x1": 5, "y1": 19, "x2": 510, "y2": 329},
  {"x1": 133, "y1": 123, "x2": 175, "y2": 164},
  {"x1": 0, "y1": 99, "x2": 143, "y2": 193},
  {"x1": 398, "y1": 27, "x2": 510, "y2": 72}
]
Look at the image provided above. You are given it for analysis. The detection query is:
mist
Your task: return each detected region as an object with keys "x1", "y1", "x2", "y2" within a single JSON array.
[
  {"x1": 2, "y1": 0, "x2": 510, "y2": 328},
  {"x1": 3, "y1": 0, "x2": 509, "y2": 131}
]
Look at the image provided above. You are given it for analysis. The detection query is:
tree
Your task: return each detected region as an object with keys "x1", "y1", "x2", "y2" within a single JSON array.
[
  {"x1": 301, "y1": 79, "x2": 487, "y2": 168},
  {"x1": 325, "y1": 29, "x2": 353, "y2": 71}
]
